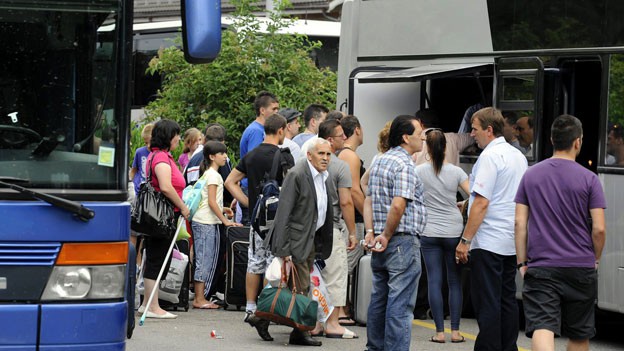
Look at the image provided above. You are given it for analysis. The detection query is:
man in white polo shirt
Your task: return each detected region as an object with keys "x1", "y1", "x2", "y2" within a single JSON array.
[{"x1": 455, "y1": 107, "x2": 527, "y2": 351}]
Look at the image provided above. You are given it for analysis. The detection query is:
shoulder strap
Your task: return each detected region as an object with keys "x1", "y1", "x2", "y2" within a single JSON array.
[
  {"x1": 145, "y1": 152, "x2": 156, "y2": 182},
  {"x1": 146, "y1": 150, "x2": 169, "y2": 183},
  {"x1": 268, "y1": 148, "x2": 282, "y2": 181}
]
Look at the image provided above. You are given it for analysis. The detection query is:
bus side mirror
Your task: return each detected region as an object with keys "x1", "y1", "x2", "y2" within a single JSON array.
[{"x1": 182, "y1": 0, "x2": 222, "y2": 63}]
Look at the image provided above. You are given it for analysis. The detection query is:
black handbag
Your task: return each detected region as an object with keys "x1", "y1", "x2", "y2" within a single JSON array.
[{"x1": 131, "y1": 151, "x2": 176, "y2": 239}]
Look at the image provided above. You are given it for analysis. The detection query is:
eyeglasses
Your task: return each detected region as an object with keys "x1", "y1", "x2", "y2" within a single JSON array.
[
  {"x1": 330, "y1": 133, "x2": 345, "y2": 139},
  {"x1": 424, "y1": 128, "x2": 443, "y2": 135}
]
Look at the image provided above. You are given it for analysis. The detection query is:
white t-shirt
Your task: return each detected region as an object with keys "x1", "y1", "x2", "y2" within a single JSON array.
[
  {"x1": 192, "y1": 168, "x2": 223, "y2": 225},
  {"x1": 469, "y1": 137, "x2": 527, "y2": 255},
  {"x1": 416, "y1": 163, "x2": 468, "y2": 237},
  {"x1": 280, "y1": 137, "x2": 301, "y2": 164}
]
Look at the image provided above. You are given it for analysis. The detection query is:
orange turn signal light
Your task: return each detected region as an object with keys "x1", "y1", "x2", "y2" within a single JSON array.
[{"x1": 56, "y1": 242, "x2": 129, "y2": 265}]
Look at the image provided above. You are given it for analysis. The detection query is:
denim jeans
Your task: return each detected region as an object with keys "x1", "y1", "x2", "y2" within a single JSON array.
[
  {"x1": 420, "y1": 236, "x2": 462, "y2": 332},
  {"x1": 366, "y1": 235, "x2": 421, "y2": 351},
  {"x1": 191, "y1": 222, "x2": 220, "y2": 297}
]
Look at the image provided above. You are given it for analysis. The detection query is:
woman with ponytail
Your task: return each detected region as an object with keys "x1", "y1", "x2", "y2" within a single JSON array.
[{"x1": 416, "y1": 128, "x2": 470, "y2": 343}]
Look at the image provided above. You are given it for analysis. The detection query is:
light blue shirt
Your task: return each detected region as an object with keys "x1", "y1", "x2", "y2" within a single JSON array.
[
  {"x1": 308, "y1": 160, "x2": 328, "y2": 231},
  {"x1": 469, "y1": 137, "x2": 527, "y2": 255},
  {"x1": 293, "y1": 132, "x2": 316, "y2": 148}
]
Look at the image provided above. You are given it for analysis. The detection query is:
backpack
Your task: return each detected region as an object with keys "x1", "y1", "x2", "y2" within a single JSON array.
[
  {"x1": 251, "y1": 149, "x2": 285, "y2": 239},
  {"x1": 182, "y1": 170, "x2": 209, "y2": 221}
]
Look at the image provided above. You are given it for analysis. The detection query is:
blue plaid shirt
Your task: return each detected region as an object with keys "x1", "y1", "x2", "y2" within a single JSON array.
[{"x1": 367, "y1": 146, "x2": 427, "y2": 236}]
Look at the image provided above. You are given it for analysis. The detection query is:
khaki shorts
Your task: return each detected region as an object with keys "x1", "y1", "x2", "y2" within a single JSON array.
[{"x1": 321, "y1": 227, "x2": 349, "y2": 306}]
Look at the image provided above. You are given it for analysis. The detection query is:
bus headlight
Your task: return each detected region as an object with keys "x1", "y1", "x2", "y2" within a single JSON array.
[{"x1": 42, "y1": 265, "x2": 125, "y2": 300}]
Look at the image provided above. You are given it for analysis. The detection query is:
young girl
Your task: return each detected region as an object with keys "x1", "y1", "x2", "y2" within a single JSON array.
[
  {"x1": 191, "y1": 141, "x2": 240, "y2": 309},
  {"x1": 178, "y1": 128, "x2": 203, "y2": 171}
]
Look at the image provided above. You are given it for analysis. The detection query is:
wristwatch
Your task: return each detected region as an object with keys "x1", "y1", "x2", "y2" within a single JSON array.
[
  {"x1": 517, "y1": 261, "x2": 528, "y2": 270},
  {"x1": 460, "y1": 236, "x2": 471, "y2": 245}
]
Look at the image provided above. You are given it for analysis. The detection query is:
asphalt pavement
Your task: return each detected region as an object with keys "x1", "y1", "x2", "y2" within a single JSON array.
[{"x1": 126, "y1": 307, "x2": 624, "y2": 350}]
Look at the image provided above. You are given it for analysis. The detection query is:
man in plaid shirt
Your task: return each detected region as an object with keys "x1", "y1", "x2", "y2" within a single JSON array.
[{"x1": 363, "y1": 115, "x2": 427, "y2": 351}]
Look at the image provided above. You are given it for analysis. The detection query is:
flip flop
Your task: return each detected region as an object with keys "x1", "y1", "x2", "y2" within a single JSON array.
[
  {"x1": 310, "y1": 331, "x2": 324, "y2": 337},
  {"x1": 451, "y1": 336, "x2": 466, "y2": 343},
  {"x1": 429, "y1": 336, "x2": 445, "y2": 343},
  {"x1": 326, "y1": 328, "x2": 358, "y2": 339},
  {"x1": 193, "y1": 303, "x2": 220, "y2": 309},
  {"x1": 338, "y1": 317, "x2": 356, "y2": 326}
]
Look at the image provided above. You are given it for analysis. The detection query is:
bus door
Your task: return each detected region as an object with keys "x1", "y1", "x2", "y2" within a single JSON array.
[
  {"x1": 494, "y1": 57, "x2": 545, "y2": 163},
  {"x1": 353, "y1": 62, "x2": 492, "y2": 166}
]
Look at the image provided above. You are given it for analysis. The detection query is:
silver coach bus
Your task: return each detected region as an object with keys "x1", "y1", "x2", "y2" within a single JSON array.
[{"x1": 337, "y1": 0, "x2": 624, "y2": 316}]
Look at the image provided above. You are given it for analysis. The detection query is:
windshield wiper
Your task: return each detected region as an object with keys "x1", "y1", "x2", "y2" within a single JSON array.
[{"x1": 0, "y1": 177, "x2": 95, "y2": 222}]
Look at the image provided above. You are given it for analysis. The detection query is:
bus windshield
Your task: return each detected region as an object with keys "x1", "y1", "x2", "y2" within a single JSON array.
[{"x1": 0, "y1": 0, "x2": 123, "y2": 192}]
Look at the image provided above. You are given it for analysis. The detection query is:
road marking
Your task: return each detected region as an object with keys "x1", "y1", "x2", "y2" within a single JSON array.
[{"x1": 412, "y1": 320, "x2": 531, "y2": 351}]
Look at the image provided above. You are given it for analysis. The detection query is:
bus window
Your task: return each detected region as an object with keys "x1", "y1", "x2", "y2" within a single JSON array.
[
  {"x1": 495, "y1": 57, "x2": 545, "y2": 161},
  {"x1": 607, "y1": 54, "x2": 624, "y2": 166}
]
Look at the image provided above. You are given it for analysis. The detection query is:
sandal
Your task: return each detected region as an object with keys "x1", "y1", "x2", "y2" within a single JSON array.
[
  {"x1": 338, "y1": 317, "x2": 356, "y2": 326},
  {"x1": 451, "y1": 335, "x2": 466, "y2": 343},
  {"x1": 429, "y1": 336, "x2": 445, "y2": 343}
]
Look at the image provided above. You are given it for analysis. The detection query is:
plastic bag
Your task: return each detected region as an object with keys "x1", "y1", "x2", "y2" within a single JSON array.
[
  {"x1": 266, "y1": 257, "x2": 283, "y2": 287},
  {"x1": 309, "y1": 260, "x2": 334, "y2": 323},
  {"x1": 137, "y1": 247, "x2": 189, "y2": 303}
]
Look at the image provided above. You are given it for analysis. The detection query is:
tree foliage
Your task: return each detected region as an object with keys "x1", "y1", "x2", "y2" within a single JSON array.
[
  {"x1": 143, "y1": 0, "x2": 337, "y2": 162},
  {"x1": 608, "y1": 55, "x2": 624, "y2": 128}
]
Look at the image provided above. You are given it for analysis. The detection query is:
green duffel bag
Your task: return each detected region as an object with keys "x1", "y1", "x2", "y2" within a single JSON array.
[{"x1": 255, "y1": 265, "x2": 318, "y2": 331}]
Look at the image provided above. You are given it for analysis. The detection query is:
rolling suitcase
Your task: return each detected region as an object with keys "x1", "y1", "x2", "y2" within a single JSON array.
[
  {"x1": 225, "y1": 226, "x2": 250, "y2": 310},
  {"x1": 351, "y1": 253, "x2": 372, "y2": 325}
]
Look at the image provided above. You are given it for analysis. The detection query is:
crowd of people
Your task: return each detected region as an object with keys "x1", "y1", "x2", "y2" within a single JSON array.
[{"x1": 129, "y1": 91, "x2": 605, "y2": 351}]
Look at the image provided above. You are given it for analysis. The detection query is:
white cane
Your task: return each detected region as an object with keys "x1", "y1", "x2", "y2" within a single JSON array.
[{"x1": 139, "y1": 220, "x2": 184, "y2": 326}]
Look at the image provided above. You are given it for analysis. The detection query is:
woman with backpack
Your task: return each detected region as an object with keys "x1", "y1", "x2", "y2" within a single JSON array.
[{"x1": 191, "y1": 141, "x2": 241, "y2": 309}]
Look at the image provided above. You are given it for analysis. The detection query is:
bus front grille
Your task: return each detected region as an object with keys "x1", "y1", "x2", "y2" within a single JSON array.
[{"x1": 0, "y1": 242, "x2": 60, "y2": 266}]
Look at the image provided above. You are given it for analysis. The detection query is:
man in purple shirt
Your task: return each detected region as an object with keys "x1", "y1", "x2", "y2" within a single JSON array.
[{"x1": 515, "y1": 114, "x2": 606, "y2": 351}]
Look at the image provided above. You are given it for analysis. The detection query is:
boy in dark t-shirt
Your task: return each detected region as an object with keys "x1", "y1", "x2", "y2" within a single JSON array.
[
  {"x1": 224, "y1": 114, "x2": 294, "y2": 342},
  {"x1": 235, "y1": 143, "x2": 292, "y2": 215}
]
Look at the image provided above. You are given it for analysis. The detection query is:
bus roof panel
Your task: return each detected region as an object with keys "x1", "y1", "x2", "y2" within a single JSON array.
[{"x1": 357, "y1": 63, "x2": 492, "y2": 84}]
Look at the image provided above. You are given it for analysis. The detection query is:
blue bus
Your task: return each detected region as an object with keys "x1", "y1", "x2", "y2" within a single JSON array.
[{"x1": 0, "y1": 1, "x2": 219, "y2": 350}]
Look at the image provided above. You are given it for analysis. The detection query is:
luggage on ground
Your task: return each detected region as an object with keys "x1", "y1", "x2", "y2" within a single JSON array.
[
  {"x1": 225, "y1": 226, "x2": 250, "y2": 310},
  {"x1": 351, "y1": 253, "x2": 372, "y2": 325},
  {"x1": 138, "y1": 238, "x2": 191, "y2": 312},
  {"x1": 158, "y1": 238, "x2": 191, "y2": 312}
]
